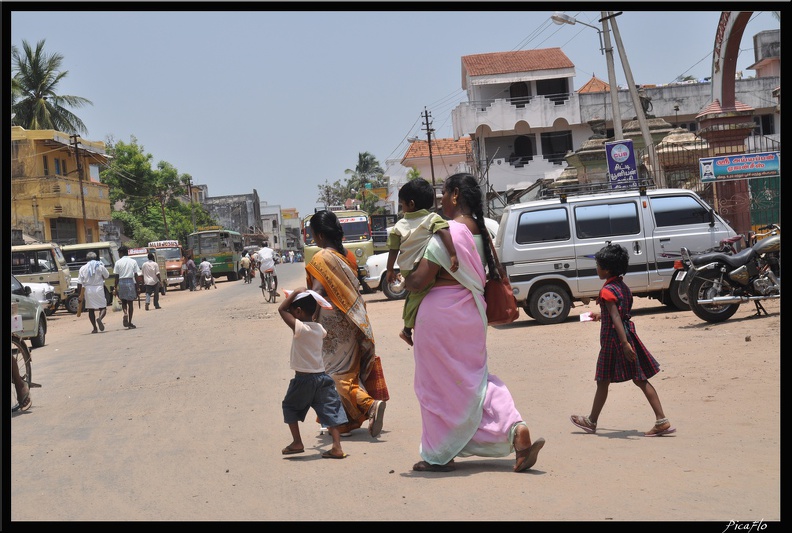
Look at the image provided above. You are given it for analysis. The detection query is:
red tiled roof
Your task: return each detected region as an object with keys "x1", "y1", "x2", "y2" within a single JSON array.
[
  {"x1": 577, "y1": 75, "x2": 610, "y2": 93},
  {"x1": 462, "y1": 49, "x2": 574, "y2": 77},
  {"x1": 403, "y1": 136, "x2": 471, "y2": 160},
  {"x1": 696, "y1": 99, "x2": 755, "y2": 118}
]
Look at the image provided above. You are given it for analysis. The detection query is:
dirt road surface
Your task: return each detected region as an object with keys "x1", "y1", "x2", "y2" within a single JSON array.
[{"x1": 8, "y1": 262, "x2": 780, "y2": 524}]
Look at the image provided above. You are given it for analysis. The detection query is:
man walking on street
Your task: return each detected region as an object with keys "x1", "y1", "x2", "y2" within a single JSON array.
[
  {"x1": 114, "y1": 245, "x2": 143, "y2": 329},
  {"x1": 76, "y1": 251, "x2": 110, "y2": 333},
  {"x1": 142, "y1": 252, "x2": 163, "y2": 311}
]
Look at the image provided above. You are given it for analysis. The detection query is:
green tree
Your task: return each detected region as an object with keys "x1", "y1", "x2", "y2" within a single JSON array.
[
  {"x1": 11, "y1": 39, "x2": 93, "y2": 135},
  {"x1": 344, "y1": 151, "x2": 386, "y2": 214},
  {"x1": 316, "y1": 179, "x2": 345, "y2": 209},
  {"x1": 102, "y1": 136, "x2": 213, "y2": 243},
  {"x1": 407, "y1": 168, "x2": 422, "y2": 181}
]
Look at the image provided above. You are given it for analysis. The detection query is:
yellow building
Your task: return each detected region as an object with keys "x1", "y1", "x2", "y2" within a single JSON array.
[{"x1": 11, "y1": 126, "x2": 111, "y2": 244}]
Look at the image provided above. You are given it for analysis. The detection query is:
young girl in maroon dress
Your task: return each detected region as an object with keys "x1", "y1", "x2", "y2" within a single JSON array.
[{"x1": 570, "y1": 244, "x2": 676, "y2": 437}]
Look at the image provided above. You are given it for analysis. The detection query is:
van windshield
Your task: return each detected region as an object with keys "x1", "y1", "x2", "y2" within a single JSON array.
[{"x1": 304, "y1": 216, "x2": 371, "y2": 245}]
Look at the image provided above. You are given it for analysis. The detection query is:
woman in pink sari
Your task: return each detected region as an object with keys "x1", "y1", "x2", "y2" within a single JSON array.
[{"x1": 405, "y1": 173, "x2": 545, "y2": 472}]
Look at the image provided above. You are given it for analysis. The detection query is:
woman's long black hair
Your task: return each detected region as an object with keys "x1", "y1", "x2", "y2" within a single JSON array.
[
  {"x1": 311, "y1": 210, "x2": 347, "y2": 257},
  {"x1": 443, "y1": 173, "x2": 499, "y2": 280}
]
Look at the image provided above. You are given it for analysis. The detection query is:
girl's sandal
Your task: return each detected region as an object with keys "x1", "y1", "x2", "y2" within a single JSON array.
[
  {"x1": 570, "y1": 414, "x2": 597, "y2": 434},
  {"x1": 645, "y1": 418, "x2": 676, "y2": 437}
]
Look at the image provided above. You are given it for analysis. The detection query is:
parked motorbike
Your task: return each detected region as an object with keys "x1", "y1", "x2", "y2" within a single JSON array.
[{"x1": 680, "y1": 224, "x2": 780, "y2": 323}]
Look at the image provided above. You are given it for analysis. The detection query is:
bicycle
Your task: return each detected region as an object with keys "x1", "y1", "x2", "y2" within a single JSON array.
[
  {"x1": 11, "y1": 334, "x2": 39, "y2": 413},
  {"x1": 261, "y1": 269, "x2": 278, "y2": 303}
]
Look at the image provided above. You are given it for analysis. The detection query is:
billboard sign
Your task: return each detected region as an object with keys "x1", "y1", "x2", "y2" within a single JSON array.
[
  {"x1": 605, "y1": 139, "x2": 639, "y2": 189},
  {"x1": 699, "y1": 152, "x2": 780, "y2": 182}
]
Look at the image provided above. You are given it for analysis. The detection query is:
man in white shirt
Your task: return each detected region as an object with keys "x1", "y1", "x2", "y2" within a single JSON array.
[
  {"x1": 198, "y1": 257, "x2": 216, "y2": 289},
  {"x1": 256, "y1": 246, "x2": 278, "y2": 291},
  {"x1": 76, "y1": 251, "x2": 110, "y2": 333},
  {"x1": 113, "y1": 245, "x2": 143, "y2": 329},
  {"x1": 141, "y1": 252, "x2": 163, "y2": 311}
]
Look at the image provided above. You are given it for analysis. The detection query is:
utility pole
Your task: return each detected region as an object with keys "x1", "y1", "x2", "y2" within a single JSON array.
[
  {"x1": 187, "y1": 176, "x2": 196, "y2": 233},
  {"x1": 70, "y1": 134, "x2": 89, "y2": 242},
  {"x1": 608, "y1": 12, "x2": 664, "y2": 187},
  {"x1": 421, "y1": 107, "x2": 437, "y2": 210},
  {"x1": 600, "y1": 12, "x2": 623, "y2": 141}
]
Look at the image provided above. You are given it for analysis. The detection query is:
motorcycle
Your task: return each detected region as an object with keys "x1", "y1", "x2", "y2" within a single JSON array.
[
  {"x1": 199, "y1": 271, "x2": 215, "y2": 290},
  {"x1": 680, "y1": 224, "x2": 780, "y2": 323}
]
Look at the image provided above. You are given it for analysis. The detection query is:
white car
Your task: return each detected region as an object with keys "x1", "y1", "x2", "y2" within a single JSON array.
[
  {"x1": 22, "y1": 281, "x2": 59, "y2": 316},
  {"x1": 12, "y1": 274, "x2": 48, "y2": 348},
  {"x1": 363, "y1": 217, "x2": 500, "y2": 300}
]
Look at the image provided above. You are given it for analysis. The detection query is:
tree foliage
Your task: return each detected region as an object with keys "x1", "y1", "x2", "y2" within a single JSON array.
[
  {"x1": 102, "y1": 135, "x2": 216, "y2": 245},
  {"x1": 11, "y1": 40, "x2": 93, "y2": 135},
  {"x1": 314, "y1": 151, "x2": 391, "y2": 214}
]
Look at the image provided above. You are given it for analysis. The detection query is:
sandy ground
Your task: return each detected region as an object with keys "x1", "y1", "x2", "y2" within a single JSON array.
[{"x1": 7, "y1": 262, "x2": 781, "y2": 524}]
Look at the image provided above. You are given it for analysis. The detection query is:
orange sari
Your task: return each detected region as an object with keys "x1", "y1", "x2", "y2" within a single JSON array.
[{"x1": 306, "y1": 248, "x2": 389, "y2": 432}]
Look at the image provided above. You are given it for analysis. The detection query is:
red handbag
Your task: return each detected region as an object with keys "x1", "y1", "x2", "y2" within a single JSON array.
[{"x1": 484, "y1": 239, "x2": 519, "y2": 325}]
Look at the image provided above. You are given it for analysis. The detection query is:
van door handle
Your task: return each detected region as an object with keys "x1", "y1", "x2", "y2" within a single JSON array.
[{"x1": 633, "y1": 242, "x2": 642, "y2": 255}]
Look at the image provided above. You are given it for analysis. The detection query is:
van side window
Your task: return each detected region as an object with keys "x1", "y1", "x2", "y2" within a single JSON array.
[
  {"x1": 575, "y1": 202, "x2": 640, "y2": 239},
  {"x1": 36, "y1": 250, "x2": 54, "y2": 272},
  {"x1": 516, "y1": 208, "x2": 570, "y2": 244},
  {"x1": 12, "y1": 252, "x2": 31, "y2": 275},
  {"x1": 650, "y1": 195, "x2": 711, "y2": 227}
]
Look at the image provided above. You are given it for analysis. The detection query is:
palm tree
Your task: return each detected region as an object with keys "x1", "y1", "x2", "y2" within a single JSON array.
[
  {"x1": 11, "y1": 39, "x2": 93, "y2": 135},
  {"x1": 344, "y1": 151, "x2": 385, "y2": 191}
]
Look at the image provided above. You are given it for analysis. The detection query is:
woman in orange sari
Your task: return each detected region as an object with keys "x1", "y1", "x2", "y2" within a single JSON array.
[{"x1": 305, "y1": 210, "x2": 389, "y2": 436}]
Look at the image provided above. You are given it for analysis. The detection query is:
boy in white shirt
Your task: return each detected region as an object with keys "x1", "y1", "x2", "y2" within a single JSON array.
[{"x1": 278, "y1": 288, "x2": 348, "y2": 459}]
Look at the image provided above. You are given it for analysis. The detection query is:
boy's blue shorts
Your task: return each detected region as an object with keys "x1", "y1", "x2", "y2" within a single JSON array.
[{"x1": 282, "y1": 372, "x2": 348, "y2": 428}]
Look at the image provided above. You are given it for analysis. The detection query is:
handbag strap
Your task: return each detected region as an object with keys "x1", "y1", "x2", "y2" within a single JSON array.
[{"x1": 486, "y1": 234, "x2": 505, "y2": 280}]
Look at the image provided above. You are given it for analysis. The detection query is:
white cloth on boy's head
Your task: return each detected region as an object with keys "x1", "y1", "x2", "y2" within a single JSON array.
[{"x1": 283, "y1": 289, "x2": 332, "y2": 309}]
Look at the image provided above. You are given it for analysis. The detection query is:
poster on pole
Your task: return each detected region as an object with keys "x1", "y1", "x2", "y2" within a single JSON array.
[
  {"x1": 699, "y1": 152, "x2": 780, "y2": 182},
  {"x1": 605, "y1": 139, "x2": 639, "y2": 189}
]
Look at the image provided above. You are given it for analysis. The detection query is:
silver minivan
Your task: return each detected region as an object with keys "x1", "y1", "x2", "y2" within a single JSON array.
[{"x1": 494, "y1": 186, "x2": 738, "y2": 324}]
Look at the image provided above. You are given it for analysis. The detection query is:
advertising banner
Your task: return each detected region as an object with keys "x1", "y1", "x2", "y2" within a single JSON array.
[
  {"x1": 605, "y1": 139, "x2": 639, "y2": 189},
  {"x1": 699, "y1": 152, "x2": 780, "y2": 182}
]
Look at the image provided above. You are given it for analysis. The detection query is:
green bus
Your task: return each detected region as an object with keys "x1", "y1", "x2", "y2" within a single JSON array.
[{"x1": 187, "y1": 227, "x2": 244, "y2": 281}]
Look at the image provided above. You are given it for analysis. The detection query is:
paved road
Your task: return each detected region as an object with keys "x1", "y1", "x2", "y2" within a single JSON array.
[{"x1": 8, "y1": 262, "x2": 780, "y2": 523}]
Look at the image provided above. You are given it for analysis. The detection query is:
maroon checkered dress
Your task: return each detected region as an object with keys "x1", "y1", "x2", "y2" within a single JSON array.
[{"x1": 594, "y1": 276, "x2": 661, "y2": 383}]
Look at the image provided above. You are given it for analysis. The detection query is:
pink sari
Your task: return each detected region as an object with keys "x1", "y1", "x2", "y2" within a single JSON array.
[{"x1": 413, "y1": 220, "x2": 524, "y2": 465}]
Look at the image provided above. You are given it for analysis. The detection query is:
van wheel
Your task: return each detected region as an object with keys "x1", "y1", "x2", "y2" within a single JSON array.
[
  {"x1": 65, "y1": 294, "x2": 81, "y2": 314},
  {"x1": 529, "y1": 284, "x2": 571, "y2": 325},
  {"x1": 668, "y1": 276, "x2": 691, "y2": 311}
]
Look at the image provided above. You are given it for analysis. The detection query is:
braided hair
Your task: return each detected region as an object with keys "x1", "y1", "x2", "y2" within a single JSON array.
[
  {"x1": 443, "y1": 173, "x2": 498, "y2": 280},
  {"x1": 311, "y1": 210, "x2": 347, "y2": 256}
]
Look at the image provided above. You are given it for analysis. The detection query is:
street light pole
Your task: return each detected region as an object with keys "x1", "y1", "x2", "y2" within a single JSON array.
[
  {"x1": 607, "y1": 11, "x2": 664, "y2": 187},
  {"x1": 599, "y1": 12, "x2": 624, "y2": 140},
  {"x1": 551, "y1": 12, "x2": 623, "y2": 140}
]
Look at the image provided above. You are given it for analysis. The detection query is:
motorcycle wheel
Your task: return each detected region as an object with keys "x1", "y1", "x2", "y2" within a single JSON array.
[{"x1": 687, "y1": 269, "x2": 741, "y2": 323}]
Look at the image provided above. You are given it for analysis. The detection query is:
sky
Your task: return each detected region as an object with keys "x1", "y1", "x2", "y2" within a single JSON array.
[{"x1": 6, "y1": 4, "x2": 781, "y2": 219}]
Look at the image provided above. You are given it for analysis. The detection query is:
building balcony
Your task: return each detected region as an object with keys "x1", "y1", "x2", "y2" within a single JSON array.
[
  {"x1": 11, "y1": 174, "x2": 112, "y2": 222},
  {"x1": 452, "y1": 92, "x2": 582, "y2": 139}
]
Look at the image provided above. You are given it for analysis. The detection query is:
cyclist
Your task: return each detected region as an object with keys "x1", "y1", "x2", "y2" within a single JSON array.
[
  {"x1": 256, "y1": 245, "x2": 278, "y2": 292},
  {"x1": 240, "y1": 253, "x2": 252, "y2": 284}
]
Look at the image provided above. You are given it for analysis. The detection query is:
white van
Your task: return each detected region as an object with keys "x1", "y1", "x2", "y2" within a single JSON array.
[
  {"x1": 494, "y1": 186, "x2": 738, "y2": 324},
  {"x1": 11, "y1": 242, "x2": 76, "y2": 312}
]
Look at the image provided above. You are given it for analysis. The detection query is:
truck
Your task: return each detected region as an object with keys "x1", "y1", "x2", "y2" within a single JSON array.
[{"x1": 147, "y1": 240, "x2": 187, "y2": 291}]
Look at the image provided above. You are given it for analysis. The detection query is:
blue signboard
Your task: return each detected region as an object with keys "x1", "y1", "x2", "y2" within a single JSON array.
[
  {"x1": 605, "y1": 139, "x2": 639, "y2": 189},
  {"x1": 699, "y1": 152, "x2": 781, "y2": 182}
]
